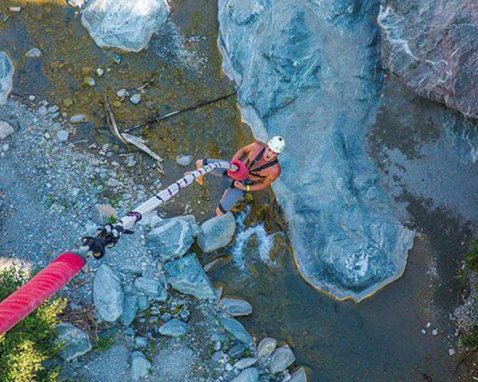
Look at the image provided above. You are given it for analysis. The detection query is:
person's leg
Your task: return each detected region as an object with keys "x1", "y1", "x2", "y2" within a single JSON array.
[{"x1": 216, "y1": 186, "x2": 245, "y2": 216}]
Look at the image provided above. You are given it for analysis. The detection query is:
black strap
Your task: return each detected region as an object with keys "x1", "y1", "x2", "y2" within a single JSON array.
[
  {"x1": 246, "y1": 147, "x2": 265, "y2": 169},
  {"x1": 250, "y1": 158, "x2": 278, "y2": 174}
]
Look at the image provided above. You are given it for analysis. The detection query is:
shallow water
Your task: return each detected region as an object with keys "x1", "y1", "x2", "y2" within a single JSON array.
[{"x1": 2, "y1": 1, "x2": 477, "y2": 381}]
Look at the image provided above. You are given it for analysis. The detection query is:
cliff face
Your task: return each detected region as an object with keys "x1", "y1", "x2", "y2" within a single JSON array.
[
  {"x1": 218, "y1": 0, "x2": 415, "y2": 301},
  {"x1": 378, "y1": 1, "x2": 478, "y2": 118}
]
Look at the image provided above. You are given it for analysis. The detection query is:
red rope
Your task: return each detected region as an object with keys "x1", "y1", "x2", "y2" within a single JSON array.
[{"x1": 0, "y1": 252, "x2": 86, "y2": 335}]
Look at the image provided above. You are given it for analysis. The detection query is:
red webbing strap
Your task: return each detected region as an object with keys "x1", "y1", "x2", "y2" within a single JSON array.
[{"x1": 0, "y1": 252, "x2": 86, "y2": 335}]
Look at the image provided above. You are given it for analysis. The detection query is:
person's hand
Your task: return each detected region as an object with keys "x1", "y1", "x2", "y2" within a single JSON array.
[{"x1": 233, "y1": 181, "x2": 246, "y2": 190}]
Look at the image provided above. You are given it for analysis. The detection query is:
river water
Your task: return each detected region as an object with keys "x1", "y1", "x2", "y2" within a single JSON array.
[{"x1": 1, "y1": 0, "x2": 477, "y2": 380}]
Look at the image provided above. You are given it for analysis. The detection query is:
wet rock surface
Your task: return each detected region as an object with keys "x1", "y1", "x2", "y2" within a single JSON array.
[{"x1": 378, "y1": 0, "x2": 478, "y2": 118}]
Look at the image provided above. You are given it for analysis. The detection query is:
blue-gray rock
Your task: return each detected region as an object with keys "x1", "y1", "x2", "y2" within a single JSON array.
[
  {"x1": 220, "y1": 298, "x2": 253, "y2": 317},
  {"x1": 257, "y1": 337, "x2": 277, "y2": 360},
  {"x1": 146, "y1": 216, "x2": 196, "y2": 262},
  {"x1": 137, "y1": 294, "x2": 149, "y2": 310},
  {"x1": 26, "y1": 47, "x2": 42, "y2": 57},
  {"x1": 131, "y1": 351, "x2": 151, "y2": 381},
  {"x1": 0, "y1": 52, "x2": 14, "y2": 105},
  {"x1": 220, "y1": 318, "x2": 253, "y2": 346},
  {"x1": 228, "y1": 343, "x2": 245, "y2": 359},
  {"x1": 90, "y1": 204, "x2": 117, "y2": 225},
  {"x1": 56, "y1": 322, "x2": 92, "y2": 361},
  {"x1": 93, "y1": 264, "x2": 123, "y2": 322},
  {"x1": 211, "y1": 350, "x2": 224, "y2": 364},
  {"x1": 270, "y1": 345, "x2": 295, "y2": 374},
  {"x1": 56, "y1": 130, "x2": 69, "y2": 143},
  {"x1": 218, "y1": 0, "x2": 415, "y2": 301},
  {"x1": 164, "y1": 253, "x2": 216, "y2": 299},
  {"x1": 0, "y1": 122, "x2": 14, "y2": 141},
  {"x1": 121, "y1": 294, "x2": 138, "y2": 326},
  {"x1": 231, "y1": 367, "x2": 259, "y2": 382},
  {"x1": 197, "y1": 212, "x2": 236, "y2": 253},
  {"x1": 134, "y1": 276, "x2": 167, "y2": 300},
  {"x1": 378, "y1": 1, "x2": 478, "y2": 118},
  {"x1": 290, "y1": 367, "x2": 307, "y2": 382},
  {"x1": 234, "y1": 357, "x2": 257, "y2": 370},
  {"x1": 158, "y1": 318, "x2": 188, "y2": 337},
  {"x1": 81, "y1": 0, "x2": 170, "y2": 52},
  {"x1": 175, "y1": 154, "x2": 193, "y2": 167},
  {"x1": 135, "y1": 336, "x2": 148, "y2": 348},
  {"x1": 130, "y1": 94, "x2": 141, "y2": 105},
  {"x1": 70, "y1": 114, "x2": 88, "y2": 123}
]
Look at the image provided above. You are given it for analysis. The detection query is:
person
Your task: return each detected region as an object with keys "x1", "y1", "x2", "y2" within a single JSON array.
[{"x1": 194, "y1": 136, "x2": 285, "y2": 216}]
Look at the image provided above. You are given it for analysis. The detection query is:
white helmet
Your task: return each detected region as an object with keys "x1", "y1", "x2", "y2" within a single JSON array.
[{"x1": 267, "y1": 135, "x2": 285, "y2": 154}]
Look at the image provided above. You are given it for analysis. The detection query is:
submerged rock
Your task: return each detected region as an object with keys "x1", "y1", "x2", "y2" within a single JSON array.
[
  {"x1": 270, "y1": 345, "x2": 295, "y2": 374},
  {"x1": 0, "y1": 52, "x2": 14, "y2": 105},
  {"x1": 93, "y1": 264, "x2": 123, "y2": 322},
  {"x1": 220, "y1": 297, "x2": 253, "y2": 317},
  {"x1": 197, "y1": 212, "x2": 236, "y2": 253},
  {"x1": 164, "y1": 253, "x2": 216, "y2": 299},
  {"x1": 257, "y1": 337, "x2": 277, "y2": 360},
  {"x1": 378, "y1": 1, "x2": 478, "y2": 118},
  {"x1": 220, "y1": 317, "x2": 253, "y2": 346},
  {"x1": 81, "y1": 0, "x2": 170, "y2": 52},
  {"x1": 56, "y1": 322, "x2": 92, "y2": 361},
  {"x1": 218, "y1": 0, "x2": 415, "y2": 301},
  {"x1": 290, "y1": 367, "x2": 307, "y2": 382}
]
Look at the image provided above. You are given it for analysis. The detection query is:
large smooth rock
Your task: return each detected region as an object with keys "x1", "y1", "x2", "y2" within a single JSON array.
[
  {"x1": 231, "y1": 367, "x2": 259, "y2": 382},
  {"x1": 257, "y1": 337, "x2": 277, "y2": 360},
  {"x1": 220, "y1": 297, "x2": 253, "y2": 317},
  {"x1": 131, "y1": 351, "x2": 151, "y2": 381},
  {"x1": 197, "y1": 212, "x2": 236, "y2": 253},
  {"x1": 378, "y1": 1, "x2": 478, "y2": 118},
  {"x1": 270, "y1": 345, "x2": 295, "y2": 374},
  {"x1": 220, "y1": 317, "x2": 253, "y2": 346},
  {"x1": 0, "y1": 52, "x2": 14, "y2": 105},
  {"x1": 134, "y1": 276, "x2": 167, "y2": 300},
  {"x1": 158, "y1": 318, "x2": 188, "y2": 337},
  {"x1": 146, "y1": 216, "x2": 197, "y2": 262},
  {"x1": 56, "y1": 322, "x2": 92, "y2": 361},
  {"x1": 93, "y1": 264, "x2": 123, "y2": 322},
  {"x1": 218, "y1": 0, "x2": 415, "y2": 301},
  {"x1": 164, "y1": 253, "x2": 216, "y2": 299},
  {"x1": 81, "y1": 0, "x2": 170, "y2": 52}
]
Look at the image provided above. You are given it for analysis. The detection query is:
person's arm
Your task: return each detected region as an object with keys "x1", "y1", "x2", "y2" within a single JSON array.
[{"x1": 231, "y1": 142, "x2": 256, "y2": 162}]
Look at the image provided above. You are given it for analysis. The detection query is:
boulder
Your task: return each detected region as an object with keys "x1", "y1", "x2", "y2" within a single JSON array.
[
  {"x1": 93, "y1": 264, "x2": 123, "y2": 322},
  {"x1": 270, "y1": 345, "x2": 295, "y2": 374},
  {"x1": 134, "y1": 276, "x2": 167, "y2": 300},
  {"x1": 197, "y1": 212, "x2": 236, "y2": 253},
  {"x1": 0, "y1": 52, "x2": 13, "y2": 105},
  {"x1": 378, "y1": 0, "x2": 478, "y2": 118},
  {"x1": 146, "y1": 216, "x2": 197, "y2": 262},
  {"x1": 218, "y1": 0, "x2": 415, "y2": 301},
  {"x1": 0, "y1": 122, "x2": 13, "y2": 141},
  {"x1": 257, "y1": 337, "x2": 277, "y2": 360},
  {"x1": 231, "y1": 367, "x2": 259, "y2": 382},
  {"x1": 158, "y1": 318, "x2": 188, "y2": 337},
  {"x1": 220, "y1": 317, "x2": 253, "y2": 346},
  {"x1": 164, "y1": 253, "x2": 216, "y2": 299},
  {"x1": 81, "y1": 0, "x2": 170, "y2": 52},
  {"x1": 131, "y1": 351, "x2": 151, "y2": 381},
  {"x1": 220, "y1": 297, "x2": 252, "y2": 317},
  {"x1": 56, "y1": 322, "x2": 92, "y2": 361}
]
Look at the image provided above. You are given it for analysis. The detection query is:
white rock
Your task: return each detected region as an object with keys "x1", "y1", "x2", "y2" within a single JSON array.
[
  {"x1": 432, "y1": 329, "x2": 438, "y2": 336},
  {"x1": 9, "y1": 6, "x2": 22, "y2": 12},
  {"x1": 96, "y1": 68, "x2": 104, "y2": 76},
  {"x1": 57, "y1": 130, "x2": 69, "y2": 142},
  {"x1": 0, "y1": 121, "x2": 14, "y2": 140},
  {"x1": 116, "y1": 88, "x2": 129, "y2": 98},
  {"x1": 25, "y1": 48, "x2": 42, "y2": 57},
  {"x1": 70, "y1": 114, "x2": 88, "y2": 123},
  {"x1": 130, "y1": 94, "x2": 141, "y2": 105},
  {"x1": 29, "y1": 95, "x2": 36, "y2": 101},
  {"x1": 448, "y1": 348, "x2": 456, "y2": 356}
]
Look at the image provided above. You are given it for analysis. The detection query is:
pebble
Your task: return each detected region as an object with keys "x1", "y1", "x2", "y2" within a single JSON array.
[
  {"x1": 26, "y1": 48, "x2": 42, "y2": 57},
  {"x1": 214, "y1": 341, "x2": 222, "y2": 351},
  {"x1": 56, "y1": 130, "x2": 69, "y2": 142},
  {"x1": 432, "y1": 329, "x2": 438, "y2": 336},
  {"x1": 0, "y1": 122, "x2": 14, "y2": 141},
  {"x1": 38, "y1": 105, "x2": 48, "y2": 116},
  {"x1": 112, "y1": 53, "x2": 122, "y2": 64},
  {"x1": 29, "y1": 95, "x2": 36, "y2": 101},
  {"x1": 448, "y1": 348, "x2": 456, "y2": 356},
  {"x1": 48, "y1": 105, "x2": 60, "y2": 114},
  {"x1": 113, "y1": 100, "x2": 122, "y2": 108},
  {"x1": 130, "y1": 94, "x2": 141, "y2": 105},
  {"x1": 116, "y1": 89, "x2": 129, "y2": 98},
  {"x1": 83, "y1": 76, "x2": 96, "y2": 87},
  {"x1": 63, "y1": 98, "x2": 73, "y2": 107},
  {"x1": 233, "y1": 358, "x2": 257, "y2": 370},
  {"x1": 9, "y1": 6, "x2": 22, "y2": 12},
  {"x1": 176, "y1": 154, "x2": 193, "y2": 167},
  {"x1": 421, "y1": 329, "x2": 426, "y2": 335},
  {"x1": 96, "y1": 68, "x2": 104, "y2": 77},
  {"x1": 70, "y1": 114, "x2": 88, "y2": 123}
]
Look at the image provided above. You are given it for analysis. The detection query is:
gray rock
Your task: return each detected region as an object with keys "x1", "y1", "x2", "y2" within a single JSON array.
[
  {"x1": 56, "y1": 130, "x2": 69, "y2": 142},
  {"x1": 130, "y1": 94, "x2": 141, "y2": 105},
  {"x1": 234, "y1": 357, "x2": 257, "y2": 370},
  {"x1": 228, "y1": 343, "x2": 245, "y2": 359},
  {"x1": 146, "y1": 216, "x2": 196, "y2": 262},
  {"x1": 131, "y1": 351, "x2": 151, "y2": 381},
  {"x1": 0, "y1": 52, "x2": 14, "y2": 105},
  {"x1": 137, "y1": 295, "x2": 149, "y2": 310},
  {"x1": 0, "y1": 121, "x2": 14, "y2": 140},
  {"x1": 70, "y1": 114, "x2": 88, "y2": 123},
  {"x1": 164, "y1": 253, "x2": 216, "y2": 299},
  {"x1": 121, "y1": 294, "x2": 138, "y2": 326},
  {"x1": 218, "y1": 0, "x2": 415, "y2": 301},
  {"x1": 93, "y1": 264, "x2": 123, "y2": 322},
  {"x1": 231, "y1": 368, "x2": 259, "y2": 382},
  {"x1": 81, "y1": 0, "x2": 170, "y2": 52},
  {"x1": 135, "y1": 336, "x2": 148, "y2": 348},
  {"x1": 175, "y1": 154, "x2": 193, "y2": 167},
  {"x1": 56, "y1": 322, "x2": 92, "y2": 361},
  {"x1": 378, "y1": 1, "x2": 478, "y2": 118},
  {"x1": 48, "y1": 105, "x2": 60, "y2": 114},
  {"x1": 134, "y1": 276, "x2": 167, "y2": 300},
  {"x1": 270, "y1": 345, "x2": 295, "y2": 374},
  {"x1": 220, "y1": 318, "x2": 253, "y2": 346},
  {"x1": 290, "y1": 367, "x2": 307, "y2": 382},
  {"x1": 25, "y1": 48, "x2": 42, "y2": 58},
  {"x1": 116, "y1": 88, "x2": 129, "y2": 98},
  {"x1": 38, "y1": 106, "x2": 48, "y2": 116},
  {"x1": 211, "y1": 350, "x2": 224, "y2": 364},
  {"x1": 90, "y1": 204, "x2": 117, "y2": 225},
  {"x1": 83, "y1": 76, "x2": 96, "y2": 87},
  {"x1": 220, "y1": 298, "x2": 253, "y2": 317},
  {"x1": 257, "y1": 337, "x2": 277, "y2": 360},
  {"x1": 197, "y1": 212, "x2": 236, "y2": 253},
  {"x1": 158, "y1": 318, "x2": 188, "y2": 337}
]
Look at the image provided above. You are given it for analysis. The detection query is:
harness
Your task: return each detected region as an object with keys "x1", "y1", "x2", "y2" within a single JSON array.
[{"x1": 246, "y1": 147, "x2": 278, "y2": 179}]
